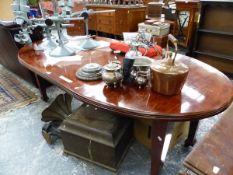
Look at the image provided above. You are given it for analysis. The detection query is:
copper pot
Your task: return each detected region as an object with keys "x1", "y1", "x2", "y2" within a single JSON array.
[
  {"x1": 150, "y1": 34, "x2": 189, "y2": 95},
  {"x1": 150, "y1": 60, "x2": 189, "y2": 95}
]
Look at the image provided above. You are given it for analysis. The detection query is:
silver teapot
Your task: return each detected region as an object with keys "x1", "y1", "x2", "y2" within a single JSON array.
[{"x1": 102, "y1": 61, "x2": 123, "y2": 88}]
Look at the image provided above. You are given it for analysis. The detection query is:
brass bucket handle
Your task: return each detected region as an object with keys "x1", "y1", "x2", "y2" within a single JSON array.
[{"x1": 166, "y1": 34, "x2": 178, "y2": 65}]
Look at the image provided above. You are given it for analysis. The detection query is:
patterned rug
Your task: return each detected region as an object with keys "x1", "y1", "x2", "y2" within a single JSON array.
[{"x1": 0, "y1": 67, "x2": 38, "y2": 113}]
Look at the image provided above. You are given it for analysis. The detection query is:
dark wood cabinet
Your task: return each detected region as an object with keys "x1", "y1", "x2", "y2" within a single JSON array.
[
  {"x1": 191, "y1": 0, "x2": 233, "y2": 74},
  {"x1": 175, "y1": 0, "x2": 200, "y2": 48},
  {"x1": 86, "y1": 5, "x2": 146, "y2": 36}
]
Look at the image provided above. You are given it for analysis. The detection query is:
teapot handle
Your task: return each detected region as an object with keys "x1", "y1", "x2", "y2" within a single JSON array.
[{"x1": 166, "y1": 34, "x2": 178, "y2": 65}]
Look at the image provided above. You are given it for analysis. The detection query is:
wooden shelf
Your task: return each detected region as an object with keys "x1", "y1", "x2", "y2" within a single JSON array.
[
  {"x1": 194, "y1": 50, "x2": 233, "y2": 61},
  {"x1": 191, "y1": 1, "x2": 233, "y2": 74},
  {"x1": 198, "y1": 29, "x2": 233, "y2": 36}
]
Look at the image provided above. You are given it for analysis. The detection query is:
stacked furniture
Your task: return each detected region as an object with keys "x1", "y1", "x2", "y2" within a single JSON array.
[{"x1": 191, "y1": 0, "x2": 233, "y2": 74}]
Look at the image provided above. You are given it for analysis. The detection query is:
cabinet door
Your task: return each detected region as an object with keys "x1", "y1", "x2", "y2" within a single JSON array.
[
  {"x1": 115, "y1": 9, "x2": 129, "y2": 35},
  {"x1": 127, "y1": 8, "x2": 146, "y2": 32},
  {"x1": 97, "y1": 13, "x2": 115, "y2": 34},
  {"x1": 115, "y1": 8, "x2": 146, "y2": 35},
  {"x1": 88, "y1": 14, "x2": 97, "y2": 31},
  {"x1": 88, "y1": 7, "x2": 115, "y2": 33}
]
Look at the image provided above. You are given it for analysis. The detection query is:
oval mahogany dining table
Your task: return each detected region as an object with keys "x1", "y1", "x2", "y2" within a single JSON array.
[{"x1": 18, "y1": 37, "x2": 233, "y2": 175}]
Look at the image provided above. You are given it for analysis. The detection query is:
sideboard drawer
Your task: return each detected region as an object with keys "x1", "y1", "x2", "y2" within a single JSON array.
[
  {"x1": 98, "y1": 12, "x2": 115, "y2": 17},
  {"x1": 97, "y1": 24, "x2": 114, "y2": 34},
  {"x1": 97, "y1": 16, "x2": 114, "y2": 25}
]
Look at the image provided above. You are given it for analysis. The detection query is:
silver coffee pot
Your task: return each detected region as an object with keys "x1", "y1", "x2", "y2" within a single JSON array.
[{"x1": 130, "y1": 56, "x2": 153, "y2": 88}]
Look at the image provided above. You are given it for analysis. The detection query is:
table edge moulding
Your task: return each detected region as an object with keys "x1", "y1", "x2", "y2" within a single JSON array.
[{"x1": 18, "y1": 37, "x2": 233, "y2": 121}]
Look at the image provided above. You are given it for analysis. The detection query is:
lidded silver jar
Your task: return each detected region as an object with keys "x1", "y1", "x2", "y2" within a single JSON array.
[{"x1": 102, "y1": 62, "x2": 123, "y2": 88}]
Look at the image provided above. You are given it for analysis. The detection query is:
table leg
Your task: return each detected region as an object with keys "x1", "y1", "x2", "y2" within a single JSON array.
[
  {"x1": 184, "y1": 120, "x2": 199, "y2": 147},
  {"x1": 151, "y1": 120, "x2": 174, "y2": 175},
  {"x1": 35, "y1": 74, "x2": 49, "y2": 102}
]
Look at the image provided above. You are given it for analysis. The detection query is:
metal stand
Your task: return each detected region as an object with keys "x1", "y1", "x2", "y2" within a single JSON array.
[
  {"x1": 49, "y1": 0, "x2": 75, "y2": 57},
  {"x1": 50, "y1": 44, "x2": 75, "y2": 57},
  {"x1": 38, "y1": 25, "x2": 57, "y2": 50}
]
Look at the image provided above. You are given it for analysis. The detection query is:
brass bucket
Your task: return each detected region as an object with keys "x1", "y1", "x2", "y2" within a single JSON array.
[{"x1": 150, "y1": 34, "x2": 189, "y2": 95}]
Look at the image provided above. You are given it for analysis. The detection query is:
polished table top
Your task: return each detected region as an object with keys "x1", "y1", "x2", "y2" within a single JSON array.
[{"x1": 18, "y1": 37, "x2": 233, "y2": 121}]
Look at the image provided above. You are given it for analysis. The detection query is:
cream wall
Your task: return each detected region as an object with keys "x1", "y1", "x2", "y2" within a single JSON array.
[{"x1": 0, "y1": 0, "x2": 14, "y2": 20}]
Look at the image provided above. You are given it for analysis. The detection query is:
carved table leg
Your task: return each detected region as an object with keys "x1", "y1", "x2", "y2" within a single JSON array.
[
  {"x1": 184, "y1": 120, "x2": 199, "y2": 147},
  {"x1": 35, "y1": 74, "x2": 49, "y2": 102},
  {"x1": 151, "y1": 120, "x2": 174, "y2": 175}
]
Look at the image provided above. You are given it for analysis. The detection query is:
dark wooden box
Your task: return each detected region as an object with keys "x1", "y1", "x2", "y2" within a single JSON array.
[{"x1": 59, "y1": 105, "x2": 133, "y2": 171}]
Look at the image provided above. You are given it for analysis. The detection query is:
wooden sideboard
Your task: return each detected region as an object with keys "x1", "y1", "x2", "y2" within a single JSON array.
[
  {"x1": 191, "y1": 0, "x2": 233, "y2": 75},
  {"x1": 86, "y1": 5, "x2": 146, "y2": 36}
]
